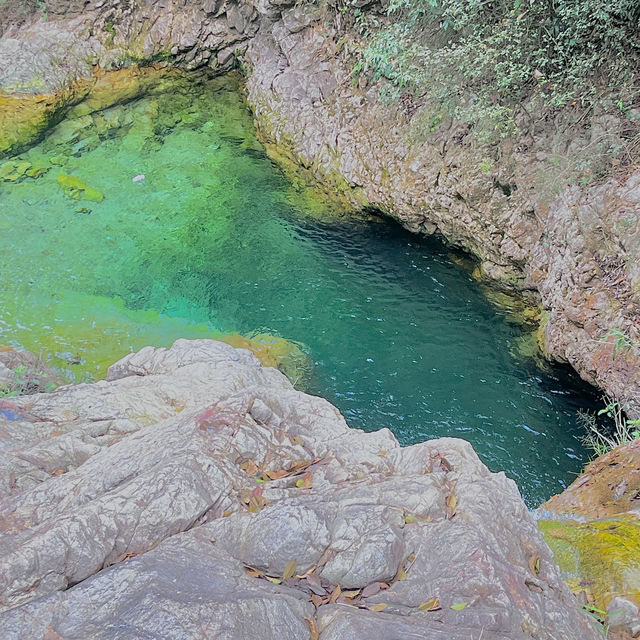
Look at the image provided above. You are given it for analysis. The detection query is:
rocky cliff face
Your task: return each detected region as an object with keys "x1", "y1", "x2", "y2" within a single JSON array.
[
  {"x1": 1, "y1": 0, "x2": 638, "y2": 412},
  {"x1": 0, "y1": 339, "x2": 601, "y2": 639}
]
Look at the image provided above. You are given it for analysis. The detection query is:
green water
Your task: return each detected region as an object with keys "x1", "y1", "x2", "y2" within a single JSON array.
[{"x1": 0, "y1": 72, "x2": 598, "y2": 505}]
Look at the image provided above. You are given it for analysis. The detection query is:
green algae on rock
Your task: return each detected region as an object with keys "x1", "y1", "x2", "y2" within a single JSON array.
[
  {"x1": 539, "y1": 516, "x2": 640, "y2": 610},
  {"x1": 539, "y1": 438, "x2": 640, "y2": 612},
  {"x1": 57, "y1": 174, "x2": 105, "y2": 202}
]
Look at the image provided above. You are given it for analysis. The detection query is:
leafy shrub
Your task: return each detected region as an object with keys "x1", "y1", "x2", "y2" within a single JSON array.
[
  {"x1": 579, "y1": 397, "x2": 640, "y2": 457},
  {"x1": 352, "y1": 0, "x2": 640, "y2": 140}
]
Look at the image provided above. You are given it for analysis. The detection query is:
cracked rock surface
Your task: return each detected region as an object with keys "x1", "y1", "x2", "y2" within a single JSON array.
[{"x1": 0, "y1": 339, "x2": 601, "y2": 639}]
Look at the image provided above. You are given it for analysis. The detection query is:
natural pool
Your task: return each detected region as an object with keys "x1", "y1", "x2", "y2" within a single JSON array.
[{"x1": 0, "y1": 72, "x2": 599, "y2": 505}]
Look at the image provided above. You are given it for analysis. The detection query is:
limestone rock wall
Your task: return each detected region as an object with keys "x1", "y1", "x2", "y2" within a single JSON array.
[{"x1": 242, "y1": 2, "x2": 640, "y2": 414}]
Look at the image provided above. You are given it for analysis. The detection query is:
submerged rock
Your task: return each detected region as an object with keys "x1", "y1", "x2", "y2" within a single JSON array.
[
  {"x1": 0, "y1": 346, "x2": 63, "y2": 396},
  {"x1": 0, "y1": 339, "x2": 600, "y2": 639},
  {"x1": 57, "y1": 173, "x2": 105, "y2": 202}
]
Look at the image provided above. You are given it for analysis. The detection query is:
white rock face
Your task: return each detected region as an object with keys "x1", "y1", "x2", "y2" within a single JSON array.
[{"x1": 0, "y1": 339, "x2": 600, "y2": 639}]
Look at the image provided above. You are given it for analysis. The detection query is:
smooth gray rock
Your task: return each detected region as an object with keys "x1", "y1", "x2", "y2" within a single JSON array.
[{"x1": 0, "y1": 339, "x2": 601, "y2": 639}]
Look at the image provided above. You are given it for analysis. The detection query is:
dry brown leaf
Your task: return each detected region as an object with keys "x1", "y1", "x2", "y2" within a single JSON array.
[
  {"x1": 51, "y1": 468, "x2": 65, "y2": 476},
  {"x1": 341, "y1": 589, "x2": 361, "y2": 599},
  {"x1": 296, "y1": 565, "x2": 316, "y2": 579},
  {"x1": 245, "y1": 459, "x2": 259, "y2": 476},
  {"x1": 362, "y1": 583, "x2": 381, "y2": 598},
  {"x1": 264, "y1": 469, "x2": 288, "y2": 480},
  {"x1": 283, "y1": 560, "x2": 297, "y2": 580},
  {"x1": 288, "y1": 459, "x2": 311, "y2": 472},
  {"x1": 329, "y1": 584, "x2": 342, "y2": 604},
  {"x1": 310, "y1": 594, "x2": 324, "y2": 608},
  {"x1": 243, "y1": 564, "x2": 265, "y2": 579},
  {"x1": 528, "y1": 554, "x2": 541, "y2": 577},
  {"x1": 222, "y1": 509, "x2": 233, "y2": 517},
  {"x1": 296, "y1": 471, "x2": 313, "y2": 489},
  {"x1": 418, "y1": 597, "x2": 441, "y2": 611},
  {"x1": 446, "y1": 493, "x2": 458, "y2": 519},
  {"x1": 304, "y1": 617, "x2": 319, "y2": 640},
  {"x1": 369, "y1": 603, "x2": 387, "y2": 612}
]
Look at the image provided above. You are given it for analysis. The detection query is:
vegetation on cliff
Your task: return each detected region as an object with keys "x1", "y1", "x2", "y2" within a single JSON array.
[{"x1": 345, "y1": 0, "x2": 639, "y2": 157}]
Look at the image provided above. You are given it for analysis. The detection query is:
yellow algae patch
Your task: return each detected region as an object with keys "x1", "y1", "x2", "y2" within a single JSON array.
[
  {"x1": 57, "y1": 174, "x2": 105, "y2": 202},
  {"x1": 0, "y1": 84, "x2": 90, "y2": 157},
  {"x1": 0, "y1": 287, "x2": 311, "y2": 388},
  {"x1": 539, "y1": 516, "x2": 640, "y2": 609},
  {"x1": 221, "y1": 332, "x2": 312, "y2": 388},
  {"x1": 0, "y1": 66, "x2": 193, "y2": 157}
]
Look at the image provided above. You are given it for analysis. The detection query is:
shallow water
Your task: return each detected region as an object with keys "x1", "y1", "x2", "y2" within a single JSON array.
[{"x1": 0, "y1": 73, "x2": 598, "y2": 505}]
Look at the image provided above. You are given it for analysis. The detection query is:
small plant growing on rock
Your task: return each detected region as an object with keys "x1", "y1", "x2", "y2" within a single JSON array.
[{"x1": 579, "y1": 396, "x2": 640, "y2": 457}]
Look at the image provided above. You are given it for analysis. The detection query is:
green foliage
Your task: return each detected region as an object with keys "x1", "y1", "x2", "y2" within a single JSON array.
[
  {"x1": 0, "y1": 362, "x2": 58, "y2": 397},
  {"x1": 578, "y1": 396, "x2": 640, "y2": 457},
  {"x1": 582, "y1": 603, "x2": 609, "y2": 632},
  {"x1": 352, "y1": 0, "x2": 640, "y2": 140}
]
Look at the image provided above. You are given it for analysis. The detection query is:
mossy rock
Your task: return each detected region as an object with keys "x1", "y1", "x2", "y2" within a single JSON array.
[
  {"x1": 539, "y1": 516, "x2": 640, "y2": 610},
  {"x1": 220, "y1": 332, "x2": 312, "y2": 389},
  {"x1": 57, "y1": 174, "x2": 104, "y2": 202},
  {"x1": 0, "y1": 160, "x2": 32, "y2": 182}
]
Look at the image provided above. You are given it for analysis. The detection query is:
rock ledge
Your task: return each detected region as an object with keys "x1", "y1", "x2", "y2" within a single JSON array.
[{"x1": 0, "y1": 339, "x2": 600, "y2": 639}]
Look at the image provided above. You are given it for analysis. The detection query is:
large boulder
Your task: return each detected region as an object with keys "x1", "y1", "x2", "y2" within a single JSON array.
[{"x1": 0, "y1": 339, "x2": 600, "y2": 639}]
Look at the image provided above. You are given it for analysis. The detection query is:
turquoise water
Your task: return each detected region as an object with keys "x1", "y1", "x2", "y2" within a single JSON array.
[{"x1": 0, "y1": 72, "x2": 597, "y2": 505}]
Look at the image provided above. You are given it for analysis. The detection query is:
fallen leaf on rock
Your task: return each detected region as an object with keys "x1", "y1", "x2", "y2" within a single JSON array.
[
  {"x1": 243, "y1": 564, "x2": 265, "y2": 578},
  {"x1": 51, "y1": 468, "x2": 65, "y2": 476},
  {"x1": 404, "y1": 514, "x2": 418, "y2": 524},
  {"x1": 369, "y1": 603, "x2": 387, "y2": 612},
  {"x1": 244, "y1": 459, "x2": 259, "y2": 476},
  {"x1": 296, "y1": 565, "x2": 316, "y2": 579},
  {"x1": 304, "y1": 617, "x2": 319, "y2": 640},
  {"x1": 289, "y1": 459, "x2": 311, "y2": 472},
  {"x1": 265, "y1": 576, "x2": 282, "y2": 584},
  {"x1": 362, "y1": 583, "x2": 381, "y2": 598},
  {"x1": 329, "y1": 585, "x2": 342, "y2": 604},
  {"x1": 528, "y1": 554, "x2": 541, "y2": 577},
  {"x1": 418, "y1": 598, "x2": 441, "y2": 611},
  {"x1": 450, "y1": 602, "x2": 468, "y2": 610},
  {"x1": 446, "y1": 493, "x2": 458, "y2": 519},
  {"x1": 310, "y1": 594, "x2": 324, "y2": 608},
  {"x1": 296, "y1": 471, "x2": 313, "y2": 489},
  {"x1": 264, "y1": 469, "x2": 287, "y2": 480},
  {"x1": 283, "y1": 560, "x2": 297, "y2": 580},
  {"x1": 341, "y1": 589, "x2": 361, "y2": 599}
]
